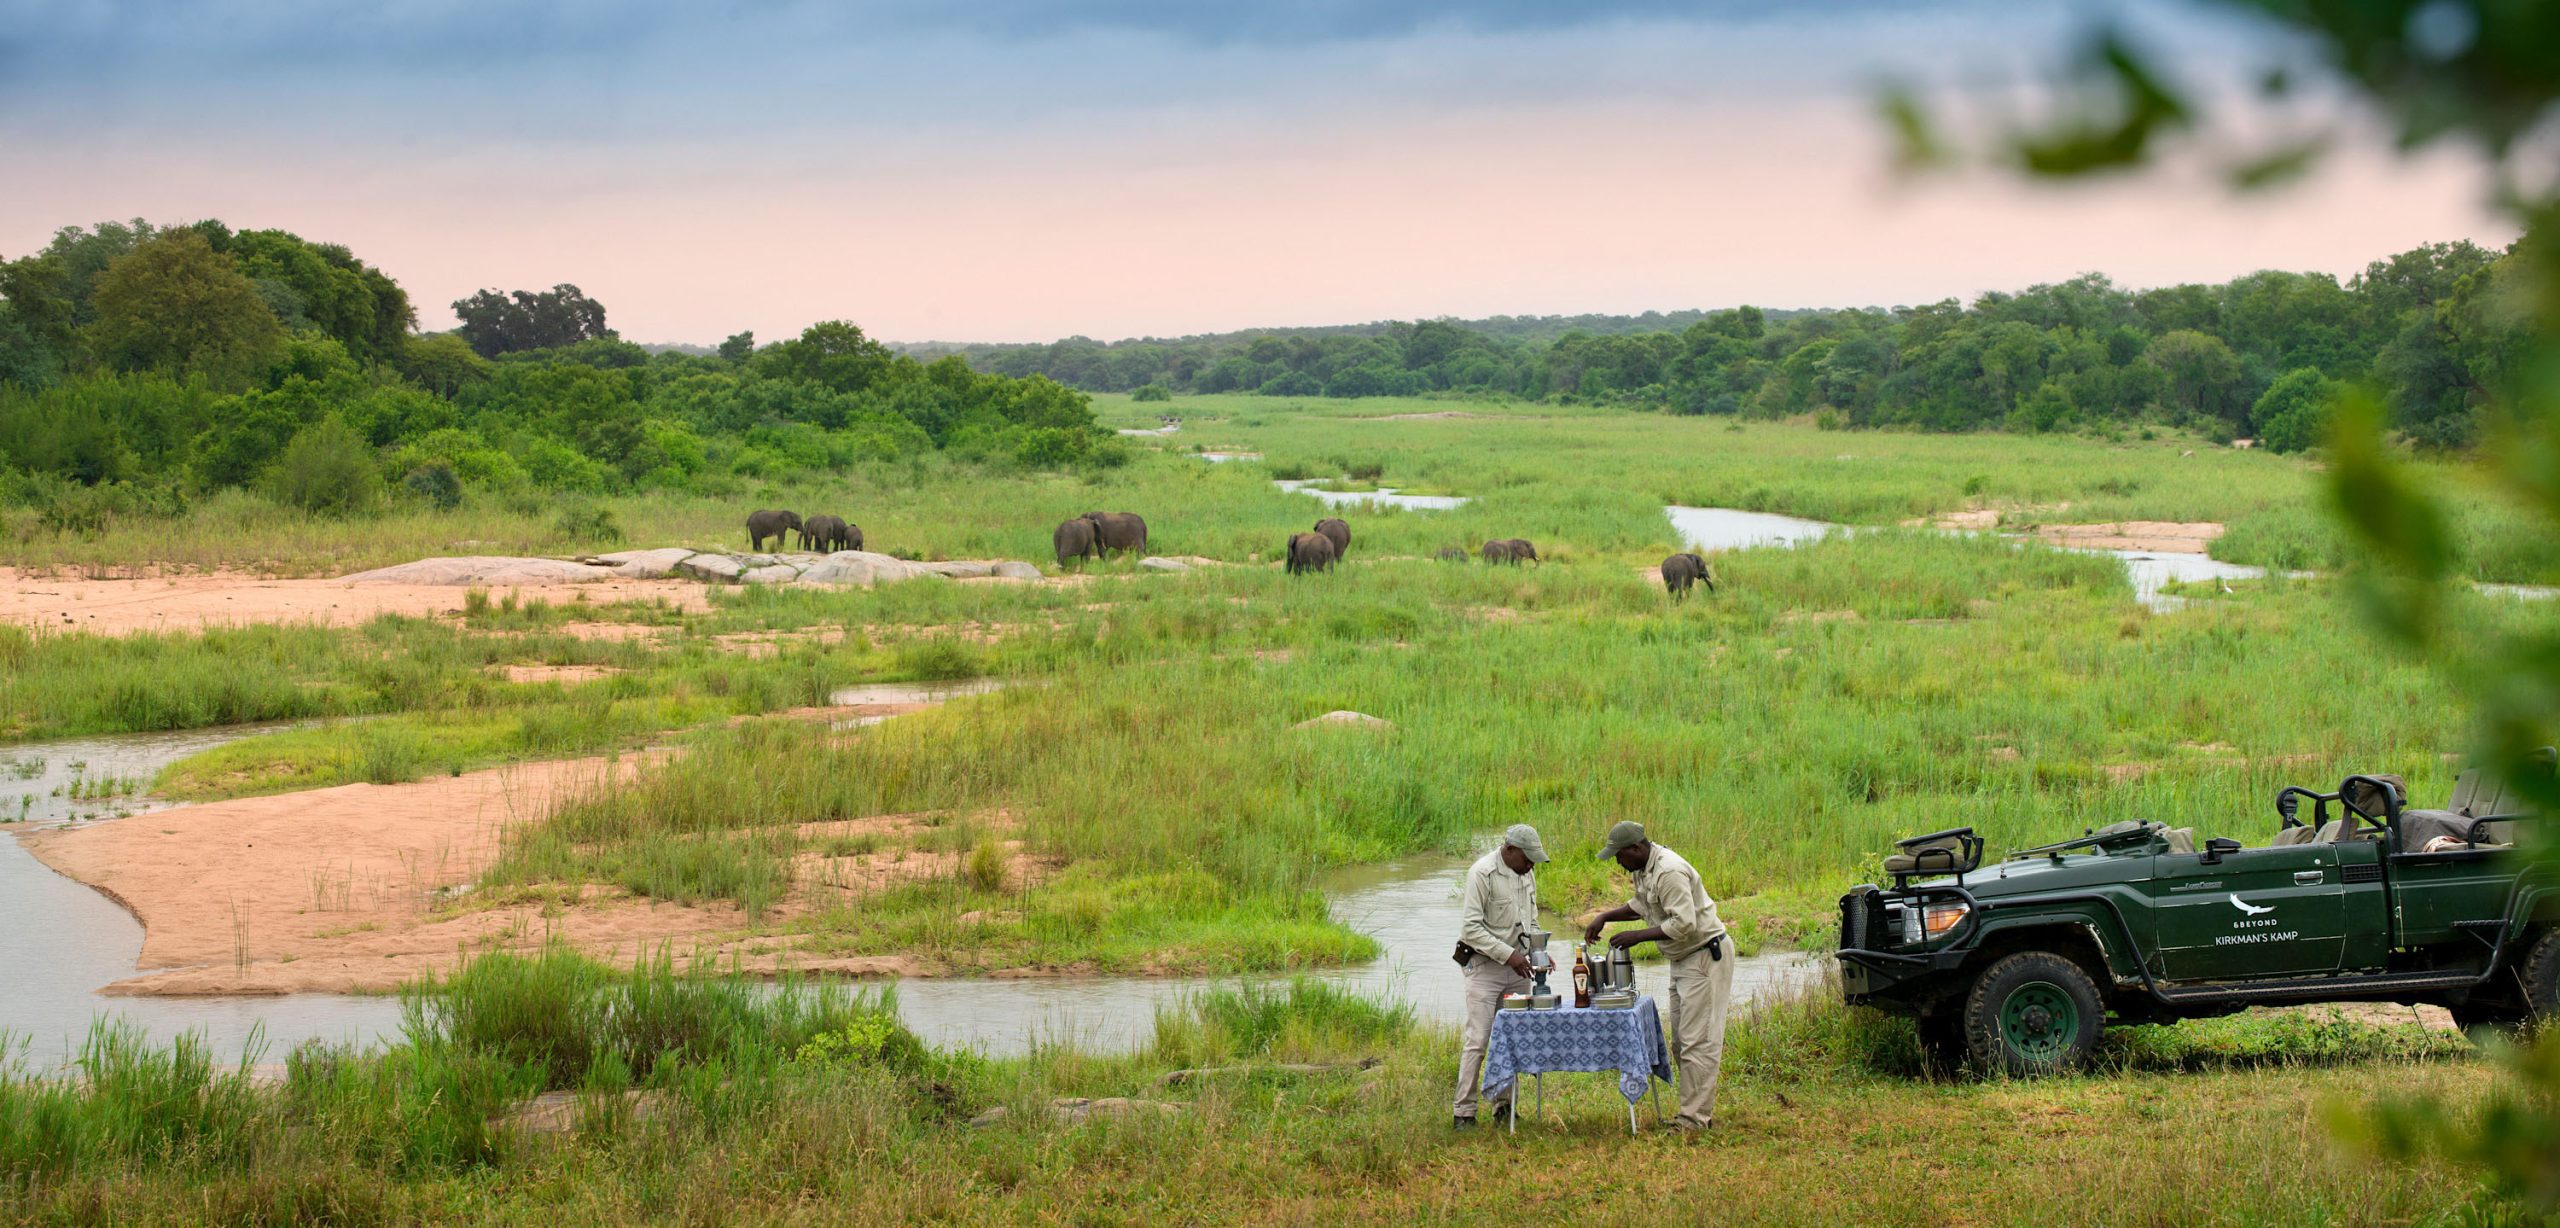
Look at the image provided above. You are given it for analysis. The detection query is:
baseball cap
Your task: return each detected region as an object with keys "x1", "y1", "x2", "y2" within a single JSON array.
[
  {"x1": 1598, "y1": 820, "x2": 1648, "y2": 860},
  {"x1": 1503, "y1": 824, "x2": 1549, "y2": 864}
]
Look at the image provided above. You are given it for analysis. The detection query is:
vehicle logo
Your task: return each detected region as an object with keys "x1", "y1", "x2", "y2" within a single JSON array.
[{"x1": 2228, "y1": 894, "x2": 2274, "y2": 916}]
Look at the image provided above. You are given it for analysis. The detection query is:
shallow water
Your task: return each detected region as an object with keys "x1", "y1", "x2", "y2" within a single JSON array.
[
  {"x1": 0, "y1": 728, "x2": 1816, "y2": 1064},
  {"x1": 1273, "y1": 480, "x2": 1471, "y2": 512},
  {"x1": 1662, "y1": 504, "x2": 2282, "y2": 613},
  {"x1": 1196, "y1": 452, "x2": 1261, "y2": 463},
  {"x1": 1662, "y1": 506, "x2": 1839, "y2": 553},
  {"x1": 2, "y1": 726, "x2": 409, "y2": 1067}
]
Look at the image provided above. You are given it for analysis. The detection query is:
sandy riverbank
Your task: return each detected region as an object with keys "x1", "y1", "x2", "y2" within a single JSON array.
[
  {"x1": 0, "y1": 569, "x2": 710, "y2": 637},
  {"x1": 15, "y1": 693, "x2": 1029, "y2": 995}
]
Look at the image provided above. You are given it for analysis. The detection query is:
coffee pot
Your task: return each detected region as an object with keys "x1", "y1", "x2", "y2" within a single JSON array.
[{"x1": 1516, "y1": 926, "x2": 1560, "y2": 1009}]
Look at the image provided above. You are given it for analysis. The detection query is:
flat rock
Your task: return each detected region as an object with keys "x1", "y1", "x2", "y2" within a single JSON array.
[
  {"x1": 1137, "y1": 558, "x2": 1190, "y2": 573},
  {"x1": 925, "y1": 561, "x2": 995, "y2": 579},
  {"x1": 593, "y1": 547, "x2": 697, "y2": 579},
  {"x1": 800, "y1": 551, "x2": 944, "y2": 587},
  {"x1": 1293, "y1": 710, "x2": 1394, "y2": 731},
  {"x1": 739, "y1": 553, "x2": 778, "y2": 567},
  {"x1": 339, "y1": 556, "x2": 620, "y2": 585},
  {"x1": 990, "y1": 561, "x2": 1043, "y2": 580},
  {"x1": 677, "y1": 554, "x2": 746, "y2": 583},
  {"x1": 742, "y1": 564, "x2": 800, "y2": 585}
]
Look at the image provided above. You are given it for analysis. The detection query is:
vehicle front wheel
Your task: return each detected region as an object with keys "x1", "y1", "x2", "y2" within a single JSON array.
[{"x1": 1962, "y1": 951, "x2": 2104, "y2": 1077}]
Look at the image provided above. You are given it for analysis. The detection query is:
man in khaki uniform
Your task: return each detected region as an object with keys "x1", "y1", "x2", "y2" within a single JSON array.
[
  {"x1": 1451, "y1": 824, "x2": 1547, "y2": 1127},
  {"x1": 1583, "y1": 821, "x2": 1731, "y2": 1131}
]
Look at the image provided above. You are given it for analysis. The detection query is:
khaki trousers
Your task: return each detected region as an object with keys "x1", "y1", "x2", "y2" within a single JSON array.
[
  {"x1": 1665, "y1": 942, "x2": 1735, "y2": 1129},
  {"x1": 1452, "y1": 957, "x2": 1532, "y2": 1118}
]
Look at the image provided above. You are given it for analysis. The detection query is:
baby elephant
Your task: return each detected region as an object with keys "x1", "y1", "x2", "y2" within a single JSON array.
[
  {"x1": 1286, "y1": 531, "x2": 1338, "y2": 575},
  {"x1": 1482, "y1": 539, "x2": 1539, "y2": 566},
  {"x1": 1661, "y1": 551, "x2": 1713, "y2": 601},
  {"x1": 1435, "y1": 546, "x2": 1468, "y2": 562}
]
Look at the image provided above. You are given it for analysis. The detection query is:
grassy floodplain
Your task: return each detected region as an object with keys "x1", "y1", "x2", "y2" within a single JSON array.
[
  {"x1": 4, "y1": 397, "x2": 2550, "y2": 1219},
  {"x1": 2, "y1": 401, "x2": 2546, "y2": 969}
]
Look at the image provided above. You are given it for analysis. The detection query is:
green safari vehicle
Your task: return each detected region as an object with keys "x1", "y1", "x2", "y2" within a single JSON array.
[{"x1": 1837, "y1": 755, "x2": 2556, "y2": 1075}]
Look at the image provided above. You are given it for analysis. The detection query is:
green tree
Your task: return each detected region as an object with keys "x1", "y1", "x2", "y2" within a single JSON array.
[
  {"x1": 717, "y1": 331, "x2": 755, "y2": 364},
  {"x1": 2249, "y1": 366, "x2": 2335, "y2": 453},
  {"x1": 86, "y1": 230, "x2": 285, "y2": 391},
  {"x1": 2144, "y1": 328, "x2": 2244, "y2": 424},
  {"x1": 263, "y1": 417, "x2": 381, "y2": 516}
]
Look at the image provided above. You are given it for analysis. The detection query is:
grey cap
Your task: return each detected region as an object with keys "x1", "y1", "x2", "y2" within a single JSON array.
[
  {"x1": 1503, "y1": 824, "x2": 1550, "y2": 864},
  {"x1": 1598, "y1": 821, "x2": 1648, "y2": 860}
]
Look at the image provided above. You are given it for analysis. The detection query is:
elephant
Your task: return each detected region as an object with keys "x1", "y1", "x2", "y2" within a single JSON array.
[
  {"x1": 746, "y1": 509, "x2": 803, "y2": 552},
  {"x1": 1661, "y1": 551, "x2": 1714, "y2": 601},
  {"x1": 1313, "y1": 517, "x2": 1351, "y2": 561},
  {"x1": 1285, "y1": 531, "x2": 1337, "y2": 575},
  {"x1": 1054, "y1": 517, "x2": 1102, "y2": 566},
  {"x1": 1081, "y1": 511, "x2": 1149, "y2": 556},
  {"x1": 1483, "y1": 539, "x2": 1540, "y2": 566},
  {"x1": 1435, "y1": 546, "x2": 1468, "y2": 562},
  {"x1": 801, "y1": 514, "x2": 858, "y2": 553}
]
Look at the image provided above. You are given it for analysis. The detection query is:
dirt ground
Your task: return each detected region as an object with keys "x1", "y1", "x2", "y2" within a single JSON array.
[
  {"x1": 0, "y1": 569, "x2": 711, "y2": 637},
  {"x1": 1898, "y1": 508, "x2": 2225, "y2": 555},
  {"x1": 19, "y1": 699, "x2": 1035, "y2": 995}
]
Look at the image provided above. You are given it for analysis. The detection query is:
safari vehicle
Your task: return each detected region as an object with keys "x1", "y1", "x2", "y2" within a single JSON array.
[{"x1": 1837, "y1": 755, "x2": 2557, "y2": 1076}]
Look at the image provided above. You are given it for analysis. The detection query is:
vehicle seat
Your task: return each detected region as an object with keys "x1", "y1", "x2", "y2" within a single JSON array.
[
  {"x1": 2401, "y1": 751, "x2": 2551, "y2": 851},
  {"x1": 1883, "y1": 837, "x2": 1963, "y2": 875},
  {"x1": 2159, "y1": 827, "x2": 2196, "y2": 855},
  {"x1": 2273, "y1": 818, "x2": 2334, "y2": 849}
]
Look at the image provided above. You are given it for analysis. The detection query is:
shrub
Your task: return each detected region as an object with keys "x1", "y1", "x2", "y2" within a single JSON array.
[
  {"x1": 1131, "y1": 383, "x2": 1172, "y2": 402},
  {"x1": 402, "y1": 463, "x2": 463, "y2": 510},
  {"x1": 263, "y1": 417, "x2": 382, "y2": 516},
  {"x1": 1012, "y1": 426, "x2": 1089, "y2": 469},
  {"x1": 2252, "y1": 367, "x2": 2338, "y2": 455},
  {"x1": 553, "y1": 501, "x2": 623, "y2": 545}
]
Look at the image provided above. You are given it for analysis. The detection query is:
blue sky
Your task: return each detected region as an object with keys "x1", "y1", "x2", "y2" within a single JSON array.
[{"x1": 1, "y1": 1, "x2": 2515, "y2": 342}]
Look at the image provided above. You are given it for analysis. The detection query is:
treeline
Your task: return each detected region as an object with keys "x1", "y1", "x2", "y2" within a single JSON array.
[
  {"x1": 933, "y1": 240, "x2": 2523, "y2": 450},
  {"x1": 0, "y1": 219, "x2": 1110, "y2": 529}
]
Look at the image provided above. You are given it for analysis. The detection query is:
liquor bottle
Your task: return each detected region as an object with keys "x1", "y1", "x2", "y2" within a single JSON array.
[{"x1": 1572, "y1": 944, "x2": 1593, "y2": 1008}]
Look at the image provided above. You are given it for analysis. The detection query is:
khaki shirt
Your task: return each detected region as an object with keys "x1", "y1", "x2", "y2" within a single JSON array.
[
  {"x1": 1458, "y1": 849, "x2": 1539, "y2": 964},
  {"x1": 1628, "y1": 844, "x2": 1724, "y2": 960}
]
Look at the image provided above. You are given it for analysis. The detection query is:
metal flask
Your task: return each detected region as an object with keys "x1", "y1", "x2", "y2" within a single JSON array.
[{"x1": 1604, "y1": 946, "x2": 1636, "y2": 994}]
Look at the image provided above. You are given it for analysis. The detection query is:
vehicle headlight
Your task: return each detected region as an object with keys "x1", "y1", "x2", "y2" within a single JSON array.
[{"x1": 1921, "y1": 902, "x2": 1970, "y2": 939}]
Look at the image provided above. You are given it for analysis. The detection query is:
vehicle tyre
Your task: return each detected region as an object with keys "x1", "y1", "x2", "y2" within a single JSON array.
[
  {"x1": 2522, "y1": 929, "x2": 2560, "y2": 1025},
  {"x1": 1962, "y1": 951, "x2": 2104, "y2": 1078},
  {"x1": 2448, "y1": 1003, "x2": 2528, "y2": 1045},
  {"x1": 1915, "y1": 1013, "x2": 1967, "y2": 1075}
]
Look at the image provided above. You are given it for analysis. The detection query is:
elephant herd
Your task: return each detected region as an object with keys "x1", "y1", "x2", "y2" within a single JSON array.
[
  {"x1": 745, "y1": 508, "x2": 863, "y2": 553},
  {"x1": 747, "y1": 503, "x2": 1714, "y2": 600},
  {"x1": 1054, "y1": 511, "x2": 1149, "y2": 565}
]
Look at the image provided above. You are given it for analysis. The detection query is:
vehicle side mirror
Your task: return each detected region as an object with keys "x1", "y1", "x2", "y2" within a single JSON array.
[{"x1": 2200, "y1": 837, "x2": 2243, "y2": 865}]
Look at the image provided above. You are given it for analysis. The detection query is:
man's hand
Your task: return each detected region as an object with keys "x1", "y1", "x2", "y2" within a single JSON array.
[
  {"x1": 1582, "y1": 918, "x2": 1606, "y2": 944},
  {"x1": 1505, "y1": 951, "x2": 1533, "y2": 977},
  {"x1": 1609, "y1": 926, "x2": 1663, "y2": 951}
]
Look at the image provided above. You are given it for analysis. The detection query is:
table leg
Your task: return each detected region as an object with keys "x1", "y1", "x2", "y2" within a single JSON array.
[
  {"x1": 1627, "y1": 1099, "x2": 1637, "y2": 1135},
  {"x1": 1509, "y1": 1079, "x2": 1519, "y2": 1136},
  {"x1": 1535, "y1": 1073, "x2": 1543, "y2": 1124},
  {"x1": 1651, "y1": 1079, "x2": 1664, "y2": 1127}
]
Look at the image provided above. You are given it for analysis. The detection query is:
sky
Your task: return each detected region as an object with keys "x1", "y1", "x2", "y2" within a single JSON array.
[{"x1": 0, "y1": 1, "x2": 2521, "y2": 345}]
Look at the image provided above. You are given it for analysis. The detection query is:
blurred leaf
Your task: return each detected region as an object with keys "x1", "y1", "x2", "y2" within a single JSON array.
[
  {"x1": 1877, "y1": 84, "x2": 1950, "y2": 174},
  {"x1": 2226, "y1": 136, "x2": 2330, "y2": 190},
  {"x1": 2015, "y1": 34, "x2": 2194, "y2": 177}
]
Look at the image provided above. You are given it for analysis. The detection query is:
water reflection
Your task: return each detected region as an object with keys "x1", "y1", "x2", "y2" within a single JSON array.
[{"x1": 1272, "y1": 480, "x2": 1470, "y2": 512}]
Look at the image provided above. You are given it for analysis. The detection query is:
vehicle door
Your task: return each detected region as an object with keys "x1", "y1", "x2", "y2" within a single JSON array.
[{"x1": 2149, "y1": 842, "x2": 2348, "y2": 981}]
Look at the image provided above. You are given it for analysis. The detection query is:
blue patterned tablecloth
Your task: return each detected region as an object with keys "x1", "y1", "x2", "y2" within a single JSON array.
[{"x1": 1480, "y1": 996, "x2": 1671, "y2": 1105}]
